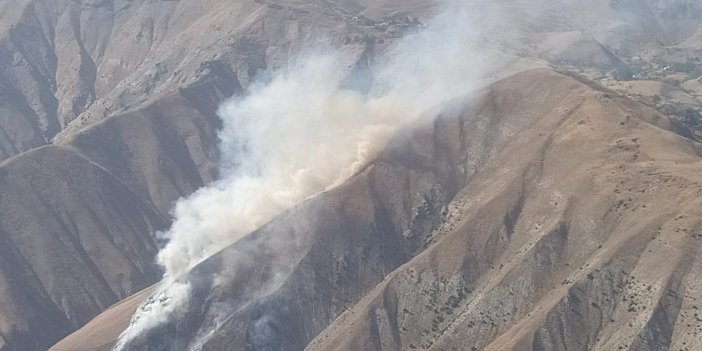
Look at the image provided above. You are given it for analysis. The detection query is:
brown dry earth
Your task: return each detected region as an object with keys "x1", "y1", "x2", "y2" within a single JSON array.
[
  {"x1": 0, "y1": 0, "x2": 700, "y2": 350},
  {"x1": 53, "y1": 68, "x2": 702, "y2": 351}
]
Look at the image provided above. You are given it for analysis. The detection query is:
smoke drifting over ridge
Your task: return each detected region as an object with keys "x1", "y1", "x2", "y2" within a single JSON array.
[
  {"x1": 114, "y1": 1, "x2": 516, "y2": 348},
  {"x1": 158, "y1": 2, "x2": 487, "y2": 279}
]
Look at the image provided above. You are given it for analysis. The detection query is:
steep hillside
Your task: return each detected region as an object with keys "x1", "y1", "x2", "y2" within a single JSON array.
[
  {"x1": 0, "y1": 1, "x2": 700, "y2": 351},
  {"x1": 0, "y1": 1, "x2": 428, "y2": 349},
  {"x1": 0, "y1": 83, "x2": 226, "y2": 351},
  {"x1": 1, "y1": 0, "x2": 700, "y2": 161},
  {"x1": 0, "y1": 0, "x2": 432, "y2": 161},
  {"x1": 308, "y1": 68, "x2": 702, "y2": 351},
  {"x1": 52, "y1": 68, "x2": 702, "y2": 351}
]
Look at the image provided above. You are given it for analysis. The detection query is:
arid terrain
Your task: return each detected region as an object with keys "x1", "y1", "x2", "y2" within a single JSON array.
[{"x1": 0, "y1": 1, "x2": 700, "y2": 351}]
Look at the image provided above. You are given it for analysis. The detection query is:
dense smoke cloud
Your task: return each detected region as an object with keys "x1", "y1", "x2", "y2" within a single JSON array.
[
  {"x1": 114, "y1": 1, "x2": 517, "y2": 349},
  {"x1": 156, "y1": 2, "x2": 489, "y2": 279},
  {"x1": 158, "y1": 53, "x2": 403, "y2": 278}
]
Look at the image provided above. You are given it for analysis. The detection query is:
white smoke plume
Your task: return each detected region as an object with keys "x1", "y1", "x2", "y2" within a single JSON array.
[{"x1": 115, "y1": 1, "x2": 520, "y2": 348}]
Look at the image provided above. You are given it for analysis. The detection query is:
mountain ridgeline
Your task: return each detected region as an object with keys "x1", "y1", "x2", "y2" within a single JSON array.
[{"x1": 0, "y1": 1, "x2": 699, "y2": 351}]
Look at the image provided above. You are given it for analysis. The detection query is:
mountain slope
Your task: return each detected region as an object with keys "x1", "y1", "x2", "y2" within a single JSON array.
[
  {"x1": 2, "y1": 0, "x2": 699, "y2": 162},
  {"x1": 308, "y1": 68, "x2": 702, "y2": 351},
  {"x1": 52, "y1": 68, "x2": 702, "y2": 351},
  {"x1": 0, "y1": 1, "x2": 435, "y2": 349},
  {"x1": 0, "y1": 1, "x2": 701, "y2": 350},
  {"x1": 0, "y1": 0, "x2": 432, "y2": 161},
  {"x1": 0, "y1": 82, "x2": 227, "y2": 351}
]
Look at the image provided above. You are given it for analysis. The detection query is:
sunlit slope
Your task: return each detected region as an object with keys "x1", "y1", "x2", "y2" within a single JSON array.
[{"x1": 55, "y1": 68, "x2": 702, "y2": 351}]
